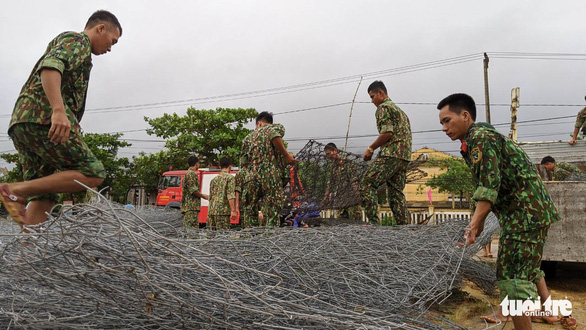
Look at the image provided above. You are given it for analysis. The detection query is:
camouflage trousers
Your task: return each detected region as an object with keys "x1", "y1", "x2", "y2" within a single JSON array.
[
  {"x1": 496, "y1": 226, "x2": 549, "y2": 301},
  {"x1": 207, "y1": 215, "x2": 230, "y2": 230},
  {"x1": 9, "y1": 123, "x2": 106, "y2": 202},
  {"x1": 359, "y1": 157, "x2": 409, "y2": 225},
  {"x1": 241, "y1": 174, "x2": 283, "y2": 227},
  {"x1": 183, "y1": 211, "x2": 199, "y2": 228}
]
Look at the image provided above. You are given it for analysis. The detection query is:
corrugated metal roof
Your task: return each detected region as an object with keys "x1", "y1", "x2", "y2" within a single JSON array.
[{"x1": 518, "y1": 140, "x2": 586, "y2": 164}]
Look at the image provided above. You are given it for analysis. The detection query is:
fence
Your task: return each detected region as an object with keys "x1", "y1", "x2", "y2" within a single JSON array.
[{"x1": 320, "y1": 207, "x2": 470, "y2": 225}]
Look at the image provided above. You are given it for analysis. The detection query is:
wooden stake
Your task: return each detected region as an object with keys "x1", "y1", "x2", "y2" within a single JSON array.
[{"x1": 344, "y1": 77, "x2": 363, "y2": 152}]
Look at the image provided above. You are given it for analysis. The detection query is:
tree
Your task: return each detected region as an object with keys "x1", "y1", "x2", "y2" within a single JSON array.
[
  {"x1": 145, "y1": 107, "x2": 258, "y2": 167},
  {"x1": 82, "y1": 133, "x2": 132, "y2": 203},
  {"x1": 426, "y1": 158, "x2": 475, "y2": 209},
  {"x1": 0, "y1": 153, "x2": 22, "y2": 184},
  {"x1": 130, "y1": 150, "x2": 186, "y2": 195}
]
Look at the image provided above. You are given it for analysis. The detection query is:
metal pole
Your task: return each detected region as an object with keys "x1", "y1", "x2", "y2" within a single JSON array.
[
  {"x1": 483, "y1": 53, "x2": 491, "y2": 123},
  {"x1": 509, "y1": 87, "x2": 520, "y2": 142}
]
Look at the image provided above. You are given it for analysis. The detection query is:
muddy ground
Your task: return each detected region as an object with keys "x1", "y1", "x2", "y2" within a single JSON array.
[{"x1": 440, "y1": 239, "x2": 586, "y2": 329}]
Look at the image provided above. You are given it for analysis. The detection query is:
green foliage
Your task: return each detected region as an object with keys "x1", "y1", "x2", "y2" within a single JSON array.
[
  {"x1": 381, "y1": 213, "x2": 397, "y2": 226},
  {"x1": 426, "y1": 158, "x2": 475, "y2": 207},
  {"x1": 145, "y1": 107, "x2": 258, "y2": 167},
  {"x1": 0, "y1": 153, "x2": 22, "y2": 183},
  {"x1": 131, "y1": 150, "x2": 186, "y2": 194},
  {"x1": 82, "y1": 133, "x2": 131, "y2": 203}
]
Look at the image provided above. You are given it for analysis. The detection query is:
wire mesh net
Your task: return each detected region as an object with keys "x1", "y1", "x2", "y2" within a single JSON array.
[
  {"x1": 285, "y1": 140, "x2": 428, "y2": 215},
  {"x1": 0, "y1": 191, "x2": 498, "y2": 329}
]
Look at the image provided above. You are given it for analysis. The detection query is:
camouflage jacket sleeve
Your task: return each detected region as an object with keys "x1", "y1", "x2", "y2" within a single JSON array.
[
  {"x1": 267, "y1": 123, "x2": 285, "y2": 140},
  {"x1": 575, "y1": 107, "x2": 586, "y2": 128},
  {"x1": 226, "y1": 175, "x2": 236, "y2": 200},
  {"x1": 234, "y1": 171, "x2": 242, "y2": 193},
  {"x1": 185, "y1": 170, "x2": 199, "y2": 195},
  {"x1": 376, "y1": 102, "x2": 394, "y2": 134},
  {"x1": 38, "y1": 32, "x2": 91, "y2": 75},
  {"x1": 468, "y1": 132, "x2": 501, "y2": 205}
]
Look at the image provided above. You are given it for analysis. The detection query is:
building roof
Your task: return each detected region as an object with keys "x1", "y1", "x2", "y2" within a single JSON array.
[
  {"x1": 518, "y1": 140, "x2": 586, "y2": 164},
  {"x1": 411, "y1": 147, "x2": 455, "y2": 161}
]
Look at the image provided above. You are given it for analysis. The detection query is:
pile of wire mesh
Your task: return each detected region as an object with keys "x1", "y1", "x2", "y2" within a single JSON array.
[
  {"x1": 286, "y1": 140, "x2": 428, "y2": 215},
  {"x1": 0, "y1": 194, "x2": 497, "y2": 329}
]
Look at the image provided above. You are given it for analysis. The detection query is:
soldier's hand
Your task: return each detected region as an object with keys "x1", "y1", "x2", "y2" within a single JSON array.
[
  {"x1": 465, "y1": 220, "x2": 484, "y2": 247},
  {"x1": 49, "y1": 111, "x2": 71, "y2": 144},
  {"x1": 363, "y1": 149, "x2": 373, "y2": 161},
  {"x1": 202, "y1": 194, "x2": 209, "y2": 200},
  {"x1": 285, "y1": 153, "x2": 299, "y2": 165},
  {"x1": 569, "y1": 138, "x2": 577, "y2": 145},
  {"x1": 230, "y1": 210, "x2": 238, "y2": 221}
]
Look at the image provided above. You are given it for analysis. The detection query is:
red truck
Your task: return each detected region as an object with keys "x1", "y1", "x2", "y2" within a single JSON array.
[{"x1": 156, "y1": 168, "x2": 239, "y2": 224}]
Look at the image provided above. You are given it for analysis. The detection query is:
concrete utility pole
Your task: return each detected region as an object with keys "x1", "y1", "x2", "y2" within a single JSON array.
[
  {"x1": 509, "y1": 87, "x2": 520, "y2": 142},
  {"x1": 483, "y1": 53, "x2": 491, "y2": 123}
]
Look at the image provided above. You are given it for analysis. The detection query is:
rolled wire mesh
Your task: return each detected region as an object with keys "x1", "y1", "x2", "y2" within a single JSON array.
[
  {"x1": 286, "y1": 140, "x2": 428, "y2": 214},
  {"x1": 0, "y1": 190, "x2": 498, "y2": 329}
]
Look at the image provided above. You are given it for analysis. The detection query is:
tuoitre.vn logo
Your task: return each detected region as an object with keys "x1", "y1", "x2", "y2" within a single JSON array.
[{"x1": 501, "y1": 295, "x2": 572, "y2": 317}]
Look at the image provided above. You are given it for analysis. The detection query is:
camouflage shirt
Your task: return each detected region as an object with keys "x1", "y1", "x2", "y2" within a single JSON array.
[
  {"x1": 240, "y1": 123, "x2": 287, "y2": 181},
  {"x1": 461, "y1": 122, "x2": 560, "y2": 233},
  {"x1": 553, "y1": 162, "x2": 582, "y2": 181},
  {"x1": 575, "y1": 107, "x2": 586, "y2": 133},
  {"x1": 376, "y1": 98, "x2": 412, "y2": 160},
  {"x1": 209, "y1": 169, "x2": 236, "y2": 215},
  {"x1": 181, "y1": 168, "x2": 201, "y2": 212},
  {"x1": 10, "y1": 32, "x2": 93, "y2": 133}
]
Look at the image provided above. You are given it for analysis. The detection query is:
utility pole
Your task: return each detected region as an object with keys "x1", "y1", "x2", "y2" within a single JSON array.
[
  {"x1": 509, "y1": 87, "x2": 520, "y2": 142},
  {"x1": 483, "y1": 53, "x2": 491, "y2": 123}
]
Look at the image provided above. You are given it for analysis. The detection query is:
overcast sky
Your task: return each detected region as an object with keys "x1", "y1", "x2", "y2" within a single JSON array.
[{"x1": 1, "y1": 0, "x2": 585, "y2": 167}]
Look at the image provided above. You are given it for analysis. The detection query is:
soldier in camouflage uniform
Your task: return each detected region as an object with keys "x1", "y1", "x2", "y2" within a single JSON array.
[
  {"x1": 540, "y1": 156, "x2": 582, "y2": 181},
  {"x1": 438, "y1": 93, "x2": 561, "y2": 328},
  {"x1": 181, "y1": 156, "x2": 208, "y2": 228},
  {"x1": 208, "y1": 157, "x2": 237, "y2": 230},
  {"x1": 360, "y1": 81, "x2": 412, "y2": 225},
  {"x1": 569, "y1": 96, "x2": 586, "y2": 145},
  {"x1": 0, "y1": 11, "x2": 122, "y2": 228},
  {"x1": 240, "y1": 112, "x2": 298, "y2": 227}
]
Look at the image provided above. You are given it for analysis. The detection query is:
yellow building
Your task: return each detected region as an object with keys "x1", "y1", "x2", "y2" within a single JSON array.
[{"x1": 404, "y1": 147, "x2": 460, "y2": 208}]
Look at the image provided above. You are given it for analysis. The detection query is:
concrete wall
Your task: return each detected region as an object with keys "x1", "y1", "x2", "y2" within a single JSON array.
[{"x1": 542, "y1": 181, "x2": 586, "y2": 262}]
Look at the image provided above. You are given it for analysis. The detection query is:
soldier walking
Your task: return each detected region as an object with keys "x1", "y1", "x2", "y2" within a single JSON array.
[
  {"x1": 360, "y1": 81, "x2": 412, "y2": 225},
  {"x1": 0, "y1": 10, "x2": 122, "y2": 227}
]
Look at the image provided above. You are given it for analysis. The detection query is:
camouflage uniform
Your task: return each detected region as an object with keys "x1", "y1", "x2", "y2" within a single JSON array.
[
  {"x1": 360, "y1": 98, "x2": 412, "y2": 225},
  {"x1": 461, "y1": 122, "x2": 560, "y2": 301},
  {"x1": 240, "y1": 124, "x2": 287, "y2": 227},
  {"x1": 553, "y1": 162, "x2": 582, "y2": 181},
  {"x1": 208, "y1": 169, "x2": 236, "y2": 230},
  {"x1": 8, "y1": 32, "x2": 104, "y2": 202},
  {"x1": 181, "y1": 168, "x2": 201, "y2": 228},
  {"x1": 575, "y1": 107, "x2": 586, "y2": 135}
]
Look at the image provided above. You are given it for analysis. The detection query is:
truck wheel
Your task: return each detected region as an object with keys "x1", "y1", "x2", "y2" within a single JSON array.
[{"x1": 540, "y1": 261, "x2": 557, "y2": 279}]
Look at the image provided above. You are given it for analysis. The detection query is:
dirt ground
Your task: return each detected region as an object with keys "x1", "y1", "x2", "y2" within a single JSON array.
[{"x1": 439, "y1": 239, "x2": 586, "y2": 329}]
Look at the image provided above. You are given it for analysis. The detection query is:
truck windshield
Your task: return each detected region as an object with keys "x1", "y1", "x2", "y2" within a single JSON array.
[{"x1": 160, "y1": 175, "x2": 181, "y2": 190}]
